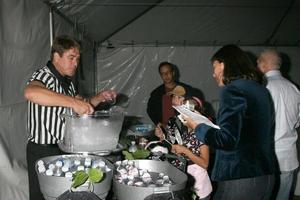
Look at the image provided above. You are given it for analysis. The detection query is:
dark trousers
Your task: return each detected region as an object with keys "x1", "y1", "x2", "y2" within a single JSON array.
[
  {"x1": 213, "y1": 175, "x2": 275, "y2": 200},
  {"x1": 26, "y1": 141, "x2": 62, "y2": 200}
]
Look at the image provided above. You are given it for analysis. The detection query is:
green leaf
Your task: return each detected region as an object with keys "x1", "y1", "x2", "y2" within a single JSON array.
[
  {"x1": 122, "y1": 150, "x2": 134, "y2": 160},
  {"x1": 72, "y1": 171, "x2": 89, "y2": 188},
  {"x1": 132, "y1": 149, "x2": 150, "y2": 159},
  {"x1": 88, "y1": 168, "x2": 103, "y2": 183}
]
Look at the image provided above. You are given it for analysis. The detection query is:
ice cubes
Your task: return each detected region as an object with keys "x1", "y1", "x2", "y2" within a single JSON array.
[
  {"x1": 37, "y1": 156, "x2": 111, "y2": 178},
  {"x1": 114, "y1": 160, "x2": 173, "y2": 187}
]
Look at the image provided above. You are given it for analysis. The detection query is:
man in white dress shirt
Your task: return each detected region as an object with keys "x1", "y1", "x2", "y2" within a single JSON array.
[{"x1": 257, "y1": 49, "x2": 300, "y2": 200}]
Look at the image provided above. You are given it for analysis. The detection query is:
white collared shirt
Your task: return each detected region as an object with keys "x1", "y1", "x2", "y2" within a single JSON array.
[{"x1": 265, "y1": 70, "x2": 300, "y2": 171}]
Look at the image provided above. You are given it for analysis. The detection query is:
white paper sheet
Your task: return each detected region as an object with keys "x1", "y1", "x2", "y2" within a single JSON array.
[{"x1": 173, "y1": 105, "x2": 220, "y2": 129}]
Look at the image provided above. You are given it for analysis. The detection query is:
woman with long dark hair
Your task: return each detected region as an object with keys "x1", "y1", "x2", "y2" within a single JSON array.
[{"x1": 185, "y1": 45, "x2": 277, "y2": 200}]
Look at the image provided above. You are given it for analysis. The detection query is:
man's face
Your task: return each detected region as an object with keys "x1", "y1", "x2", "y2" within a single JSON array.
[
  {"x1": 257, "y1": 54, "x2": 267, "y2": 74},
  {"x1": 54, "y1": 48, "x2": 80, "y2": 77},
  {"x1": 159, "y1": 65, "x2": 174, "y2": 85}
]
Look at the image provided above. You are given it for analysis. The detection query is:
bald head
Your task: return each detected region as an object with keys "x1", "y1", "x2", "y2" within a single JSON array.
[{"x1": 257, "y1": 49, "x2": 282, "y2": 74}]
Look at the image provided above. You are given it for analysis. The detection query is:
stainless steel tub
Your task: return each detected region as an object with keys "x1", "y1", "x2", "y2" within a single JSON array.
[
  {"x1": 113, "y1": 160, "x2": 187, "y2": 200},
  {"x1": 36, "y1": 154, "x2": 114, "y2": 200}
]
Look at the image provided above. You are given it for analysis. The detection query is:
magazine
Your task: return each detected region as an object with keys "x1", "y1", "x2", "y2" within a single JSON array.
[{"x1": 173, "y1": 105, "x2": 220, "y2": 129}]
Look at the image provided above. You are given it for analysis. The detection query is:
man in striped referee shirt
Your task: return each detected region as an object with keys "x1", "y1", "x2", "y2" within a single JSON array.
[{"x1": 24, "y1": 35, "x2": 117, "y2": 200}]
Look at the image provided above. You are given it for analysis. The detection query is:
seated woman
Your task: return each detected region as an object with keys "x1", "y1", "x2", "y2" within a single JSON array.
[{"x1": 155, "y1": 85, "x2": 212, "y2": 200}]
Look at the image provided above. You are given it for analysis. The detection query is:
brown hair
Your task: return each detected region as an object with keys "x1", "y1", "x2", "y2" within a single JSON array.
[
  {"x1": 211, "y1": 44, "x2": 264, "y2": 85},
  {"x1": 50, "y1": 35, "x2": 80, "y2": 60}
]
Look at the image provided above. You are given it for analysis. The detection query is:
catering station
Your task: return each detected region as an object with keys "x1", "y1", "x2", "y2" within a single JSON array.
[
  {"x1": 2, "y1": 1, "x2": 300, "y2": 200},
  {"x1": 35, "y1": 106, "x2": 188, "y2": 200}
]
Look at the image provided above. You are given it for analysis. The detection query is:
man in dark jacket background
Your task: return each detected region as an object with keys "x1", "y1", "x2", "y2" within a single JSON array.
[{"x1": 146, "y1": 61, "x2": 204, "y2": 126}]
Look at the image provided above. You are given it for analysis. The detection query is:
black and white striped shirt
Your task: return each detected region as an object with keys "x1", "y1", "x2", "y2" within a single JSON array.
[{"x1": 27, "y1": 62, "x2": 76, "y2": 144}]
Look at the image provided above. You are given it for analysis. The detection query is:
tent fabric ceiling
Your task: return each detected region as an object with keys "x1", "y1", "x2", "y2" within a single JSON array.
[{"x1": 45, "y1": 0, "x2": 300, "y2": 46}]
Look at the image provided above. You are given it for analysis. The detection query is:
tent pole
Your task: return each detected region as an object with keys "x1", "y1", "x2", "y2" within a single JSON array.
[
  {"x1": 43, "y1": 1, "x2": 94, "y2": 45},
  {"x1": 49, "y1": 7, "x2": 54, "y2": 48}
]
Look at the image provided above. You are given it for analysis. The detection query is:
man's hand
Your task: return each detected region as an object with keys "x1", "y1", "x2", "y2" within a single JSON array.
[
  {"x1": 72, "y1": 98, "x2": 94, "y2": 115},
  {"x1": 90, "y1": 90, "x2": 117, "y2": 107}
]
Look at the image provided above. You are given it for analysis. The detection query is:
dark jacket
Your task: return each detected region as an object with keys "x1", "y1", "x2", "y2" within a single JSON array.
[
  {"x1": 194, "y1": 79, "x2": 278, "y2": 181},
  {"x1": 147, "y1": 82, "x2": 203, "y2": 125}
]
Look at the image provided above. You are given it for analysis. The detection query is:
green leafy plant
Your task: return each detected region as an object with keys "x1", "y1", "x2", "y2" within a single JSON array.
[
  {"x1": 72, "y1": 168, "x2": 104, "y2": 189},
  {"x1": 122, "y1": 150, "x2": 134, "y2": 160},
  {"x1": 122, "y1": 149, "x2": 150, "y2": 160}
]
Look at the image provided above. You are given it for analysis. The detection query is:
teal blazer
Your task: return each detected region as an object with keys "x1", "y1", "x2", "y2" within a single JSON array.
[{"x1": 195, "y1": 79, "x2": 278, "y2": 181}]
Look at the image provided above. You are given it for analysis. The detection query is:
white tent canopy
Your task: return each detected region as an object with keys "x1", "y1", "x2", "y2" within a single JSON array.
[{"x1": 0, "y1": 1, "x2": 299, "y2": 199}]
